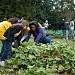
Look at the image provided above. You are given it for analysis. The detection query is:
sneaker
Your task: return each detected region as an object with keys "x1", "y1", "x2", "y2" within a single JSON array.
[{"x1": 0, "y1": 61, "x2": 5, "y2": 66}]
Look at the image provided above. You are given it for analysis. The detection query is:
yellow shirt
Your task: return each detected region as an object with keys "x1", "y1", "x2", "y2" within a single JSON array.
[
  {"x1": 14, "y1": 31, "x2": 21, "y2": 37},
  {"x1": 12, "y1": 26, "x2": 30, "y2": 38},
  {"x1": 24, "y1": 27, "x2": 30, "y2": 35},
  {"x1": 0, "y1": 21, "x2": 12, "y2": 40},
  {"x1": 14, "y1": 27, "x2": 30, "y2": 37}
]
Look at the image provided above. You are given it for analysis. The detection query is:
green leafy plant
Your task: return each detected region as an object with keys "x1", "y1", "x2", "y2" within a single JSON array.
[{"x1": 0, "y1": 41, "x2": 75, "y2": 75}]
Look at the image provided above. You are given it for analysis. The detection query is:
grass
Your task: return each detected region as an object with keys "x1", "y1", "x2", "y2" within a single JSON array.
[{"x1": 53, "y1": 38, "x2": 75, "y2": 49}]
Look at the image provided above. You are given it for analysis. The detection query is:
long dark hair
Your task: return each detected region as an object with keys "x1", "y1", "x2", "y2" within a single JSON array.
[{"x1": 29, "y1": 21, "x2": 39, "y2": 33}]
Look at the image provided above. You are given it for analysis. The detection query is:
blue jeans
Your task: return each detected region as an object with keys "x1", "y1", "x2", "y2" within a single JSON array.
[
  {"x1": 62, "y1": 30, "x2": 66, "y2": 38},
  {"x1": 69, "y1": 29, "x2": 74, "y2": 39},
  {"x1": 1, "y1": 40, "x2": 11, "y2": 61},
  {"x1": 39, "y1": 37, "x2": 53, "y2": 44}
]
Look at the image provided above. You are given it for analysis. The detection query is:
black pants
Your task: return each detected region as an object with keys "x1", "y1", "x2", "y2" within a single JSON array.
[{"x1": 15, "y1": 32, "x2": 23, "y2": 47}]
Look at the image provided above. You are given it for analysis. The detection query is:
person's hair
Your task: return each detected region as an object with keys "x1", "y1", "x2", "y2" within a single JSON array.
[
  {"x1": 29, "y1": 21, "x2": 39, "y2": 33},
  {"x1": 8, "y1": 17, "x2": 19, "y2": 24},
  {"x1": 21, "y1": 20, "x2": 29, "y2": 35},
  {"x1": 3, "y1": 18, "x2": 7, "y2": 21},
  {"x1": 45, "y1": 20, "x2": 48, "y2": 22},
  {"x1": 71, "y1": 18, "x2": 73, "y2": 21},
  {"x1": 21, "y1": 20, "x2": 29, "y2": 27}
]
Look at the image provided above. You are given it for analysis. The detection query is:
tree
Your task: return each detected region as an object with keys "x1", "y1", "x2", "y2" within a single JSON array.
[{"x1": 0, "y1": 0, "x2": 75, "y2": 29}]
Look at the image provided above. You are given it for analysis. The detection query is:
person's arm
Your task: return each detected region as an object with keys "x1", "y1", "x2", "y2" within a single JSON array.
[
  {"x1": 11, "y1": 25, "x2": 23, "y2": 35},
  {"x1": 70, "y1": 22, "x2": 71, "y2": 26},
  {"x1": 12, "y1": 35, "x2": 15, "y2": 46},
  {"x1": 20, "y1": 35, "x2": 27, "y2": 42},
  {"x1": 25, "y1": 31, "x2": 31, "y2": 42},
  {"x1": 12, "y1": 35, "x2": 15, "y2": 42},
  {"x1": 72, "y1": 21, "x2": 74, "y2": 26},
  {"x1": 4, "y1": 25, "x2": 22, "y2": 43},
  {"x1": 4, "y1": 28, "x2": 12, "y2": 42},
  {"x1": 38, "y1": 23, "x2": 45, "y2": 29},
  {"x1": 34, "y1": 29, "x2": 43, "y2": 43},
  {"x1": 15, "y1": 32, "x2": 23, "y2": 46}
]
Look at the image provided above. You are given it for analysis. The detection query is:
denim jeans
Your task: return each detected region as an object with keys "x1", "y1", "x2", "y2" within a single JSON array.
[
  {"x1": 69, "y1": 29, "x2": 74, "y2": 39},
  {"x1": 62, "y1": 30, "x2": 66, "y2": 38},
  {"x1": 39, "y1": 37, "x2": 53, "y2": 44},
  {"x1": 1, "y1": 40, "x2": 11, "y2": 61}
]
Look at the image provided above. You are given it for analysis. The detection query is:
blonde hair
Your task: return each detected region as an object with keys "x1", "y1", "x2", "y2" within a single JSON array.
[
  {"x1": 45, "y1": 20, "x2": 48, "y2": 23},
  {"x1": 21, "y1": 20, "x2": 29, "y2": 27}
]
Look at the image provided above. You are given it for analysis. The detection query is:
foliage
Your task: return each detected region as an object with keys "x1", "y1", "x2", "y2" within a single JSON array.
[
  {"x1": 0, "y1": 0, "x2": 75, "y2": 29},
  {"x1": 45, "y1": 30, "x2": 75, "y2": 38},
  {"x1": 44, "y1": 30, "x2": 62, "y2": 38},
  {"x1": 0, "y1": 41, "x2": 75, "y2": 75}
]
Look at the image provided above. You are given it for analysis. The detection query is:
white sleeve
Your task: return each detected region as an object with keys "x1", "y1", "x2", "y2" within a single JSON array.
[
  {"x1": 70, "y1": 22, "x2": 71, "y2": 26},
  {"x1": 73, "y1": 21, "x2": 74, "y2": 26},
  {"x1": 70, "y1": 21, "x2": 74, "y2": 26},
  {"x1": 20, "y1": 35, "x2": 27, "y2": 42}
]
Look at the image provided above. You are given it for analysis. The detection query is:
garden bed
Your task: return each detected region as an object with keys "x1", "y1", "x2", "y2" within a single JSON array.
[{"x1": 0, "y1": 41, "x2": 75, "y2": 75}]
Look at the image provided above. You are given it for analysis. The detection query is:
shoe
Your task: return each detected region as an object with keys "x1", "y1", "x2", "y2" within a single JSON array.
[{"x1": 0, "y1": 61, "x2": 5, "y2": 66}]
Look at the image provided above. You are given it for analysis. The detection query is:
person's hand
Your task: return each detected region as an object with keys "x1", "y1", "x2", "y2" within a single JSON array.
[
  {"x1": 33, "y1": 42, "x2": 36, "y2": 45},
  {"x1": 12, "y1": 42, "x2": 15, "y2": 46},
  {"x1": 20, "y1": 41, "x2": 22, "y2": 44}
]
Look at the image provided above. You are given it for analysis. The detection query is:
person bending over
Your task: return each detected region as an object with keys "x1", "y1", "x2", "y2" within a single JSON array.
[
  {"x1": 0, "y1": 20, "x2": 28, "y2": 66},
  {"x1": 26, "y1": 21, "x2": 52, "y2": 44}
]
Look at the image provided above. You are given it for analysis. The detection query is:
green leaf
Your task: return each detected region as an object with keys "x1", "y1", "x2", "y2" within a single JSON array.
[
  {"x1": 55, "y1": 57, "x2": 61, "y2": 61},
  {"x1": 13, "y1": 65, "x2": 18, "y2": 69},
  {"x1": 48, "y1": 57, "x2": 54, "y2": 61},
  {"x1": 28, "y1": 54, "x2": 36, "y2": 60},
  {"x1": 58, "y1": 65, "x2": 64, "y2": 72},
  {"x1": 36, "y1": 67, "x2": 46, "y2": 74},
  {"x1": 6, "y1": 60, "x2": 12, "y2": 64}
]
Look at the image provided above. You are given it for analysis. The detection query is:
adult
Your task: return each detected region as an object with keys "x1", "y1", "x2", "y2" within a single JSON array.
[
  {"x1": 65, "y1": 21, "x2": 69, "y2": 41},
  {"x1": 18, "y1": 22, "x2": 45, "y2": 44},
  {"x1": 15, "y1": 20, "x2": 29, "y2": 46},
  {"x1": 44, "y1": 20, "x2": 49, "y2": 30},
  {"x1": 0, "y1": 18, "x2": 19, "y2": 66},
  {"x1": 26, "y1": 21, "x2": 52, "y2": 44},
  {"x1": 0, "y1": 18, "x2": 28, "y2": 66},
  {"x1": 69, "y1": 19, "x2": 74, "y2": 39},
  {"x1": 60, "y1": 19, "x2": 66, "y2": 39}
]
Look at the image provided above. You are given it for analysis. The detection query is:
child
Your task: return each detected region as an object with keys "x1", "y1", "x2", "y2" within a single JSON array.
[
  {"x1": 69, "y1": 19, "x2": 74, "y2": 39},
  {"x1": 26, "y1": 21, "x2": 52, "y2": 44}
]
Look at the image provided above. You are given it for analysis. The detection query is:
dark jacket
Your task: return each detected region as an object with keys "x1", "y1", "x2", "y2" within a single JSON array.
[
  {"x1": 15, "y1": 32, "x2": 23, "y2": 46},
  {"x1": 4, "y1": 25, "x2": 23, "y2": 43},
  {"x1": 61, "y1": 20, "x2": 66, "y2": 30}
]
